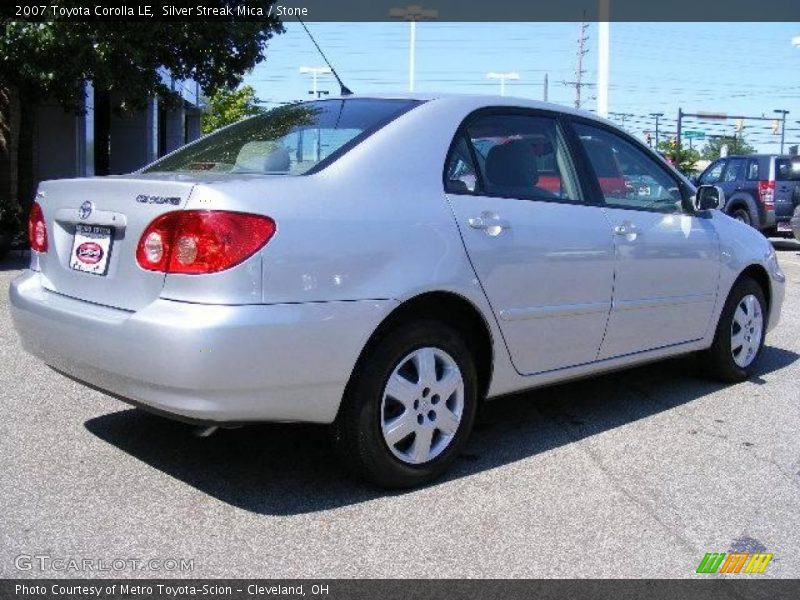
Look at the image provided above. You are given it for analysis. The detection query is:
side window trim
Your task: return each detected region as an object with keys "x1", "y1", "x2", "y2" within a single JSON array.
[
  {"x1": 443, "y1": 131, "x2": 483, "y2": 194},
  {"x1": 565, "y1": 115, "x2": 695, "y2": 215},
  {"x1": 442, "y1": 106, "x2": 592, "y2": 207}
]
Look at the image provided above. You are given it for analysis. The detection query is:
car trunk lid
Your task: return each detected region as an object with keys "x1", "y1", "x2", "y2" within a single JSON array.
[{"x1": 35, "y1": 176, "x2": 196, "y2": 311}]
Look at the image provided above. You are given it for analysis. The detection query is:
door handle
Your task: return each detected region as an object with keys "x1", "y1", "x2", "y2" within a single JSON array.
[
  {"x1": 613, "y1": 221, "x2": 638, "y2": 238},
  {"x1": 468, "y1": 212, "x2": 511, "y2": 236}
]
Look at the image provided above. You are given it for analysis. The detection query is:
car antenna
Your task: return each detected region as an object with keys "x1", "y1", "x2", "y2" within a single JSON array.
[{"x1": 296, "y1": 17, "x2": 353, "y2": 96}]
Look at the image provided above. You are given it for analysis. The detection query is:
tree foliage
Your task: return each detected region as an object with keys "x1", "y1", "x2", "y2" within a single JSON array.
[
  {"x1": 202, "y1": 85, "x2": 263, "y2": 134},
  {"x1": 701, "y1": 135, "x2": 756, "y2": 160},
  {"x1": 657, "y1": 139, "x2": 701, "y2": 176},
  {"x1": 0, "y1": 5, "x2": 283, "y2": 111},
  {"x1": 0, "y1": 3, "x2": 283, "y2": 235}
]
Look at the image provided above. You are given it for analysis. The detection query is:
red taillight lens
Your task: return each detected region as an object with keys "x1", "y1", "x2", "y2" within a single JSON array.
[
  {"x1": 758, "y1": 180, "x2": 775, "y2": 210},
  {"x1": 28, "y1": 201, "x2": 48, "y2": 253},
  {"x1": 136, "y1": 211, "x2": 276, "y2": 274}
]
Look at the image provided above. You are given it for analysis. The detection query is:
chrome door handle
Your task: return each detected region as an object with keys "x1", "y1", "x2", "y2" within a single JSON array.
[
  {"x1": 468, "y1": 212, "x2": 511, "y2": 236},
  {"x1": 613, "y1": 222, "x2": 638, "y2": 237}
]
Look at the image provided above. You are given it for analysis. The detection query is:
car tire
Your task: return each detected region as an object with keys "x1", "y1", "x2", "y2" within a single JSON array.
[
  {"x1": 702, "y1": 277, "x2": 767, "y2": 383},
  {"x1": 730, "y1": 207, "x2": 752, "y2": 226},
  {"x1": 331, "y1": 320, "x2": 478, "y2": 489}
]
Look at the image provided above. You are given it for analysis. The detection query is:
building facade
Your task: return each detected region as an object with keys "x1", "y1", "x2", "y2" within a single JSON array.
[{"x1": 35, "y1": 73, "x2": 203, "y2": 184}]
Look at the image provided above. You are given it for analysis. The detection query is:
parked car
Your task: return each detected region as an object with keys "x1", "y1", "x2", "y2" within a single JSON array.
[
  {"x1": 696, "y1": 154, "x2": 800, "y2": 235},
  {"x1": 9, "y1": 95, "x2": 786, "y2": 488}
]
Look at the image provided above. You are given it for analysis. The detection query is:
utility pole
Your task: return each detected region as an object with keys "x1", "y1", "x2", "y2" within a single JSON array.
[
  {"x1": 774, "y1": 109, "x2": 789, "y2": 153},
  {"x1": 543, "y1": 73, "x2": 548, "y2": 102},
  {"x1": 299, "y1": 66, "x2": 331, "y2": 98},
  {"x1": 565, "y1": 17, "x2": 590, "y2": 109},
  {"x1": 676, "y1": 107, "x2": 683, "y2": 150},
  {"x1": 390, "y1": 5, "x2": 438, "y2": 92},
  {"x1": 650, "y1": 112, "x2": 664, "y2": 148},
  {"x1": 597, "y1": 0, "x2": 610, "y2": 117},
  {"x1": 487, "y1": 72, "x2": 520, "y2": 96}
]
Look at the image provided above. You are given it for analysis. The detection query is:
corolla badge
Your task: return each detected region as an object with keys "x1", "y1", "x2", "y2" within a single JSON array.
[
  {"x1": 135, "y1": 194, "x2": 180, "y2": 206},
  {"x1": 78, "y1": 200, "x2": 93, "y2": 220}
]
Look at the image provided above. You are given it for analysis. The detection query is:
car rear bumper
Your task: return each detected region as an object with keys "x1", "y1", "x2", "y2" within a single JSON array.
[{"x1": 9, "y1": 271, "x2": 395, "y2": 424}]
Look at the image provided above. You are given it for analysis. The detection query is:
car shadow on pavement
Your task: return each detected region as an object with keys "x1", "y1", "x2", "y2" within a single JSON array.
[
  {"x1": 772, "y1": 238, "x2": 800, "y2": 253},
  {"x1": 84, "y1": 345, "x2": 799, "y2": 516},
  {"x1": 0, "y1": 251, "x2": 29, "y2": 272}
]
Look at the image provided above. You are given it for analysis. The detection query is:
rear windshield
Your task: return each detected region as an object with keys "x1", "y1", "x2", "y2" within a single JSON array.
[
  {"x1": 143, "y1": 98, "x2": 421, "y2": 175},
  {"x1": 775, "y1": 158, "x2": 800, "y2": 181}
]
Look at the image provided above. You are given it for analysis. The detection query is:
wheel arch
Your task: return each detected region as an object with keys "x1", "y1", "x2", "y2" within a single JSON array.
[
  {"x1": 736, "y1": 263, "x2": 772, "y2": 316},
  {"x1": 347, "y1": 291, "x2": 495, "y2": 403},
  {"x1": 725, "y1": 194, "x2": 758, "y2": 221}
]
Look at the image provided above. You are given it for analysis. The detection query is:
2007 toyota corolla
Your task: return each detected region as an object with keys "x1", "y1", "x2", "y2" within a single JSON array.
[{"x1": 10, "y1": 95, "x2": 786, "y2": 488}]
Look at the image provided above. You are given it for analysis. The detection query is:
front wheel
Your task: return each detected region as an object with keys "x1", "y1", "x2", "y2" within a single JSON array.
[
  {"x1": 702, "y1": 278, "x2": 767, "y2": 382},
  {"x1": 331, "y1": 320, "x2": 478, "y2": 488}
]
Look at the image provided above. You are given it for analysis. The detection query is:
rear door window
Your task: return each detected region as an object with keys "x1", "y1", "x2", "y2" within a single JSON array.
[
  {"x1": 746, "y1": 158, "x2": 760, "y2": 181},
  {"x1": 722, "y1": 158, "x2": 746, "y2": 183},
  {"x1": 449, "y1": 112, "x2": 583, "y2": 202}
]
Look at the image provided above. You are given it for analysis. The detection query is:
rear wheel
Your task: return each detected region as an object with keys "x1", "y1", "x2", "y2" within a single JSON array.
[
  {"x1": 331, "y1": 320, "x2": 478, "y2": 488},
  {"x1": 703, "y1": 278, "x2": 766, "y2": 382},
  {"x1": 730, "y1": 207, "x2": 752, "y2": 226}
]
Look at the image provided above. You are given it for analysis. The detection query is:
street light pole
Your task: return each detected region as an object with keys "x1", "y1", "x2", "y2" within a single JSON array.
[
  {"x1": 390, "y1": 5, "x2": 439, "y2": 93},
  {"x1": 299, "y1": 66, "x2": 332, "y2": 98},
  {"x1": 486, "y1": 72, "x2": 520, "y2": 96},
  {"x1": 774, "y1": 109, "x2": 789, "y2": 154}
]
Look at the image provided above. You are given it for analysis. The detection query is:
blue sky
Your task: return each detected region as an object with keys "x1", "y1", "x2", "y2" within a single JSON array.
[{"x1": 243, "y1": 22, "x2": 800, "y2": 153}]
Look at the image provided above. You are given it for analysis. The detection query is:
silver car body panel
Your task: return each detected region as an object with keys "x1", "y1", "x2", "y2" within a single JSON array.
[{"x1": 9, "y1": 94, "x2": 785, "y2": 423}]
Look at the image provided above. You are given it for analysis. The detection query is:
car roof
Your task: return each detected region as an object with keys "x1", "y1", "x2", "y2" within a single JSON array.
[
  {"x1": 725, "y1": 154, "x2": 795, "y2": 159},
  {"x1": 323, "y1": 92, "x2": 619, "y2": 129}
]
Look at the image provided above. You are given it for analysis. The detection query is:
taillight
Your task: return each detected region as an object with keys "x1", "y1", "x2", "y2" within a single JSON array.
[
  {"x1": 758, "y1": 180, "x2": 775, "y2": 210},
  {"x1": 136, "y1": 211, "x2": 276, "y2": 274},
  {"x1": 28, "y1": 201, "x2": 48, "y2": 253}
]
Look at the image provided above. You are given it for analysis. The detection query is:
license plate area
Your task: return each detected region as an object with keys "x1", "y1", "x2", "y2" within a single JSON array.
[{"x1": 70, "y1": 224, "x2": 113, "y2": 276}]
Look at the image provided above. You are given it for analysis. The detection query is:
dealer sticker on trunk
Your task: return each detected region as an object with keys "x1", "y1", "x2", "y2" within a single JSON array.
[{"x1": 70, "y1": 224, "x2": 113, "y2": 276}]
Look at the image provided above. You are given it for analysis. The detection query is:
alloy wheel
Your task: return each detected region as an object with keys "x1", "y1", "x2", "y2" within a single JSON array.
[
  {"x1": 730, "y1": 294, "x2": 763, "y2": 368},
  {"x1": 380, "y1": 347, "x2": 465, "y2": 465}
]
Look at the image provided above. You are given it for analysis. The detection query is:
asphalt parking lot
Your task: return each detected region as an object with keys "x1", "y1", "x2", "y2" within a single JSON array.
[{"x1": 1, "y1": 241, "x2": 799, "y2": 579}]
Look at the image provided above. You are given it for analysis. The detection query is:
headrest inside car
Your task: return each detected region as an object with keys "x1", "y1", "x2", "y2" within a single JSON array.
[
  {"x1": 485, "y1": 140, "x2": 538, "y2": 191},
  {"x1": 233, "y1": 141, "x2": 291, "y2": 174}
]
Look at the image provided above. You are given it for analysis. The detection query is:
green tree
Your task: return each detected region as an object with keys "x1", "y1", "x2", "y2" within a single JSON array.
[
  {"x1": 0, "y1": 4, "x2": 283, "y2": 241},
  {"x1": 202, "y1": 85, "x2": 263, "y2": 134},
  {"x1": 657, "y1": 139, "x2": 701, "y2": 176},
  {"x1": 701, "y1": 135, "x2": 756, "y2": 160}
]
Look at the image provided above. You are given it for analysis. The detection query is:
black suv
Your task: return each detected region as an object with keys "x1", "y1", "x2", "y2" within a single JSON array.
[{"x1": 696, "y1": 154, "x2": 800, "y2": 235}]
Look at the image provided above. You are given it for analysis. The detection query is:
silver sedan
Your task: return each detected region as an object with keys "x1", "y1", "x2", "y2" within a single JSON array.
[{"x1": 10, "y1": 94, "x2": 786, "y2": 487}]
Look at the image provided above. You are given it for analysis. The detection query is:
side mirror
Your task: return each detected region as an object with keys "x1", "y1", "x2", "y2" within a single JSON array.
[{"x1": 695, "y1": 185, "x2": 723, "y2": 212}]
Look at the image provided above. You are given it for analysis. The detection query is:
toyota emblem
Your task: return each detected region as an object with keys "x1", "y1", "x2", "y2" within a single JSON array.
[{"x1": 78, "y1": 201, "x2": 93, "y2": 220}]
